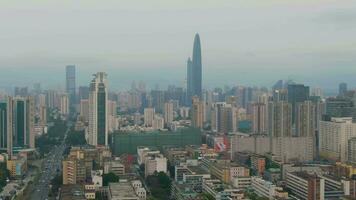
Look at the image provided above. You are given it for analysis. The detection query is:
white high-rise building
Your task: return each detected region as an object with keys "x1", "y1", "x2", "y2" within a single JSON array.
[
  {"x1": 60, "y1": 94, "x2": 69, "y2": 116},
  {"x1": 144, "y1": 108, "x2": 155, "y2": 127},
  {"x1": 88, "y1": 72, "x2": 108, "y2": 146},
  {"x1": 164, "y1": 102, "x2": 174, "y2": 126},
  {"x1": 251, "y1": 102, "x2": 267, "y2": 134},
  {"x1": 319, "y1": 117, "x2": 356, "y2": 162}
]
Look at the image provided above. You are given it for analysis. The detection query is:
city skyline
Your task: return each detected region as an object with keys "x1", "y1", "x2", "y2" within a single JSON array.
[{"x1": 1, "y1": 1, "x2": 356, "y2": 92}]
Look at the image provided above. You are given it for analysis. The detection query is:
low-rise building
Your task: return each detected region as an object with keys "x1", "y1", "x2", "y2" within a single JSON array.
[
  {"x1": 202, "y1": 179, "x2": 244, "y2": 200},
  {"x1": 251, "y1": 176, "x2": 288, "y2": 199},
  {"x1": 107, "y1": 181, "x2": 146, "y2": 200},
  {"x1": 7, "y1": 156, "x2": 27, "y2": 178},
  {"x1": 286, "y1": 171, "x2": 325, "y2": 200}
]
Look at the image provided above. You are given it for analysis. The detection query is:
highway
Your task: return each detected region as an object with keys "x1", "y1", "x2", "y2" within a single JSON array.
[{"x1": 28, "y1": 126, "x2": 70, "y2": 200}]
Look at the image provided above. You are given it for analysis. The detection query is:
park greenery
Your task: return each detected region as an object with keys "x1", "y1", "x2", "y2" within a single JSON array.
[{"x1": 146, "y1": 172, "x2": 171, "y2": 200}]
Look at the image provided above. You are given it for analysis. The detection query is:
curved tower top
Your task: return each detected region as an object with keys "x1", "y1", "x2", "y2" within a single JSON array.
[{"x1": 192, "y1": 33, "x2": 202, "y2": 69}]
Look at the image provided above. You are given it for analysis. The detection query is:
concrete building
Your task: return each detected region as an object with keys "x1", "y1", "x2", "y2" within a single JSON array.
[
  {"x1": 7, "y1": 156, "x2": 27, "y2": 178},
  {"x1": 286, "y1": 172, "x2": 324, "y2": 200},
  {"x1": 65, "y1": 65, "x2": 76, "y2": 109},
  {"x1": 88, "y1": 72, "x2": 108, "y2": 146},
  {"x1": 191, "y1": 96, "x2": 204, "y2": 129},
  {"x1": 296, "y1": 101, "x2": 316, "y2": 137},
  {"x1": 144, "y1": 154, "x2": 167, "y2": 177},
  {"x1": 80, "y1": 99, "x2": 89, "y2": 122},
  {"x1": 211, "y1": 102, "x2": 238, "y2": 133},
  {"x1": 319, "y1": 117, "x2": 356, "y2": 162},
  {"x1": 144, "y1": 108, "x2": 155, "y2": 127},
  {"x1": 60, "y1": 94, "x2": 69, "y2": 116},
  {"x1": 108, "y1": 181, "x2": 146, "y2": 200},
  {"x1": 251, "y1": 176, "x2": 288, "y2": 199},
  {"x1": 104, "y1": 160, "x2": 125, "y2": 176},
  {"x1": 164, "y1": 101, "x2": 174, "y2": 126},
  {"x1": 268, "y1": 101, "x2": 292, "y2": 137},
  {"x1": 153, "y1": 115, "x2": 164, "y2": 130},
  {"x1": 251, "y1": 102, "x2": 267, "y2": 135},
  {"x1": 202, "y1": 179, "x2": 244, "y2": 200}
]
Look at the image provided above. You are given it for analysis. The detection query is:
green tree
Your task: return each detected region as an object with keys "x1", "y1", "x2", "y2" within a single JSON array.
[{"x1": 103, "y1": 172, "x2": 119, "y2": 186}]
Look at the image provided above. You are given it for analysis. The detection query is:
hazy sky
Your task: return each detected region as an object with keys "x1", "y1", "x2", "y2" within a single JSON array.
[{"x1": 1, "y1": 0, "x2": 356, "y2": 92}]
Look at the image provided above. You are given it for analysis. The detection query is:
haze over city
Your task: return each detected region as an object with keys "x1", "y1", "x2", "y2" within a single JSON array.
[{"x1": 1, "y1": 0, "x2": 356, "y2": 92}]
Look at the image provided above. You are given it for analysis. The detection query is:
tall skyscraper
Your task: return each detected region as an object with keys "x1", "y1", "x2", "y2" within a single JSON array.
[
  {"x1": 88, "y1": 72, "x2": 108, "y2": 146},
  {"x1": 78, "y1": 86, "x2": 89, "y2": 101},
  {"x1": 0, "y1": 97, "x2": 13, "y2": 157},
  {"x1": 339, "y1": 82, "x2": 347, "y2": 96},
  {"x1": 268, "y1": 101, "x2": 292, "y2": 137},
  {"x1": 66, "y1": 65, "x2": 76, "y2": 109},
  {"x1": 287, "y1": 84, "x2": 309, "y2": 124},
  {"x1": 13, "y1": 96, "x2": 35, "y2": 149},
  {"x1": 187, "y1": 33, "x2": 202, "y2": 104}
]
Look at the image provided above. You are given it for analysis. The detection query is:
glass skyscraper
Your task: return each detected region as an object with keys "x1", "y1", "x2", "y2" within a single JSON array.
[
  {"x1": 187, "y1": 33, "x2": 202, "y2": 105},
  {"x1": 66, "y1": 65, "x2": 76, "y2": 109}
]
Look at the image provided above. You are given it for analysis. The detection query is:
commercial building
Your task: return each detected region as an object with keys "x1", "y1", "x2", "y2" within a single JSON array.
[
  {"x1": 88, "y1": 72, "x2": 108, "y2": 146},
  {"x1": 186, "y1": 33, "x2": 202, "y2": 103},
  {"x1": 112, "y1": 128, "x2": 201, "y2": 155},
  {"x1": 65, "y1": 65, "x2": 76, "y2": 109},
  {"x1": 7, "y1": 156, "x2": 27, "y2": 178},
  {"x1": 202, "y1": 179, "x2": 244, "y2": 200}
]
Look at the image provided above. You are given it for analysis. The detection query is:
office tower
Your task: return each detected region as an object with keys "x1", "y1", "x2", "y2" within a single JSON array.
[
  {"x1": 287, "y1": 84, "x2": 310, "y2": 124},
  {"x1": 78, "y1": 86, "x2": 89, "y2": 101},
  {"x1": 325, "y1": 97, "x2": 356, "y2": 120},
  {"x1": 88, "y1": 72, "x2": 108, "y2": 146},
  {"x1": 272, "y1": 80, "x2": 284, "y2": 91},
  {"x1": 13, "y1": 96, "x2": 35, "y2": 149},
  {"x1": 319, "y1": 117, "x2": 356, "y2": 162},
  {"x1": 144, "y1": 108, "x2": 155, "y2": 127},
  {"x1": 211, "y1": 103, "x2": 238, "y2": 133},
  {"x1": 0, "y1": 97, "x2": 13, "y2": 157},
  {"x1": 151, "y1": 90, "x2": 165, "y2": 113},
  {"x1": 268, "y1": 101, "x2": 292, "y2": 137},
  {"x1": 272, "y1": 89, "x2": 288, "y2": 102},
  {"x1": 191, "y1": 96, "x2": 204, "y2": 129},
  {"x1": 80, "y1": 99, "x2": 89, "y2": 122},
  {"x1": 164, "y1": 102, "x2": 174, "y2": 126},
  {"x1": 14, "y1": 87, "x2": 28, "y2": 97},
  {"x1": 339, "y1": 82, "x2": 347, "y2": 96},
  {"x1": 186, "y1": 33, "x2": 202, "y2": 104},
  {"x1": 296, "y1": 101, "x2": 316, "y2": 137},
  {"x1": 60, "y1": 94, "x2": 69, "y2": 116},
  {"x1": 65, "y1": 65, "x2": 76, "y2": 109},
  {"x1": 242, "y1": 87, "x2": 253, "y2": 109},
  {"x1": 251, "y1": 103, "x2": 267, "y2": 135}
]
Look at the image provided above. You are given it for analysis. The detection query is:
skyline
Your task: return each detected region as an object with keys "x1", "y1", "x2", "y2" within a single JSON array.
[{"x1": 1, "y1": 1, "x2": 356, "y2": 92}]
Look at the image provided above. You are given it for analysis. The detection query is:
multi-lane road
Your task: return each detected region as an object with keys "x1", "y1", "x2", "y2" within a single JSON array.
[{"x1": 29, "y1": 126, "x2": 70, "y2": 200}]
